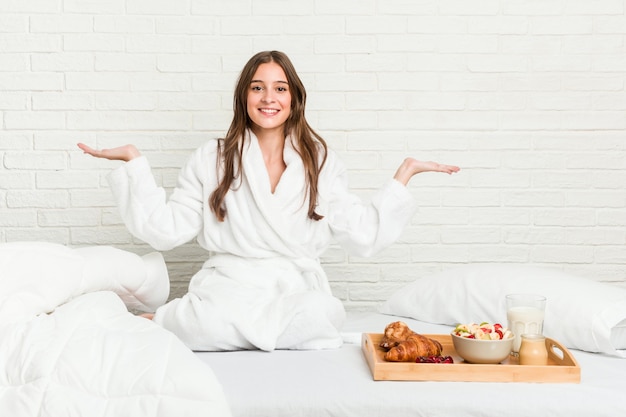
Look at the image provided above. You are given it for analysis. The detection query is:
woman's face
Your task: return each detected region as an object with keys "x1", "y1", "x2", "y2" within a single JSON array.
[{"x1": 246, "y1": 62, "x2": 292, "y2": 136}]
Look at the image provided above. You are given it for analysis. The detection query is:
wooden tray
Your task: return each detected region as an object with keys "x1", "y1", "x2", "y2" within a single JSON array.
[{"x1": 362, "y1": 333, "x2": 580, "y2": 383}]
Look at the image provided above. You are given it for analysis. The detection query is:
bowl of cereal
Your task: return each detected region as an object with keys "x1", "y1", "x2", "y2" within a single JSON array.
[{"x1": 451, "y1": 322, "x2": 514, "y2": 364}]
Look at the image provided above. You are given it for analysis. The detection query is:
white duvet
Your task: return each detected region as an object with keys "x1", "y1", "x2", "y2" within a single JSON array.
[{"x1": 0, "y1": 242, "x2": 231, "y2": 417}]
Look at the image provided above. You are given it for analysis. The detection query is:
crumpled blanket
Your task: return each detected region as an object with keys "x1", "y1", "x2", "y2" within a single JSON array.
[{"x1": 0, "y1": 241, "x2": 231, "y2": 417}]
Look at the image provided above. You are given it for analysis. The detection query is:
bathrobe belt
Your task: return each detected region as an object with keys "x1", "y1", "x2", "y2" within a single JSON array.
[{"x1": 202, "y1": 253, "x2": 332, "y2": 295}]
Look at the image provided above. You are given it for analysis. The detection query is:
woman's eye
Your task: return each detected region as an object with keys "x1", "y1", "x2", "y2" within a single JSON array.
[
  {"x1": 277, "y1": 87, "x2": 287, "y2": 92},
  {"x1": 251, "y1": 85, "x2": 263, "y2": 91}
]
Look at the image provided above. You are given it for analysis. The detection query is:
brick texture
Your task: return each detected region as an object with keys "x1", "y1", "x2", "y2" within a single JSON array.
[{"x1": 2, "y1": 1, "x2": 626, "y2": 309}]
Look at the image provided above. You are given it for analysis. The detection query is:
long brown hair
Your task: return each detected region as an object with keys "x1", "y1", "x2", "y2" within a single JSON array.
[{"x1": 209, "y1": 51, "x2": 328, "y2": 222}]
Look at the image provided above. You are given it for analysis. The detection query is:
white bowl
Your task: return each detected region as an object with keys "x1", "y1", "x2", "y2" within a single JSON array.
[{"x1": 451, "y1": 332, "x2": 514, "y2": 364}]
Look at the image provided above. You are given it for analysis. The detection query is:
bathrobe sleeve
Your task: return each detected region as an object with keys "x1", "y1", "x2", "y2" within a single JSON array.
[
  {"x1": 107, "y1": 150, "x2": 206, "y2": 251},
  {"x1": 322, "y1": 151, "x2": 418, "y2": 258}
]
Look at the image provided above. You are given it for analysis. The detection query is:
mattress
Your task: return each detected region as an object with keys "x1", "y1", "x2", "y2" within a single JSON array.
[{"x1": 196, "y1": 312, "x2": 626, "y2": 417}]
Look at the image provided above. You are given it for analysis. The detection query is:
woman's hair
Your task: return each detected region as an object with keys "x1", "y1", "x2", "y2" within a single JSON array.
[{"x1": 209, "y1": 50, "x2": 328, "y2": 222}]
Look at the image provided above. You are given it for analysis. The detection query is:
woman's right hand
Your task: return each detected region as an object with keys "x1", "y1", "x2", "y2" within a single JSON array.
[{"x1": 77, "y1": 143, "x2": 141, "y2": 162}]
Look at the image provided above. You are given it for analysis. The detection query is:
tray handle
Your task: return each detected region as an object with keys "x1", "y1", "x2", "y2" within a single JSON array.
[
  {"x1": 546, "y1": 337, "x2": 576, "y2": 366},
  {"x1": 362, "y1": 333, "x2": 376, "y2": 357}
]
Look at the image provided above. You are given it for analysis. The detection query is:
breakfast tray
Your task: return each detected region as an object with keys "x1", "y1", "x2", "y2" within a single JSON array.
[{"x1": 362, "y1": 333, "x2": 580, "y2": 383}]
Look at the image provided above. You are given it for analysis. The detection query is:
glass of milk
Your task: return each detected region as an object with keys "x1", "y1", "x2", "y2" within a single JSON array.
[{"x1": 505, "y1": 293, "x2": 547, "y2": 355}]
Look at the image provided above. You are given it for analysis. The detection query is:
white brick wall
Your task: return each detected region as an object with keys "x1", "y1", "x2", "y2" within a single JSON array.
[{"x1": 2, "y1": 0, "x2": 626, "y2": 311}]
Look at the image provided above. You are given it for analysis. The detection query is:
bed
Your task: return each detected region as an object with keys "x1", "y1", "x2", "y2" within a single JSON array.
[
  {"x1": 196, "y1": 311, "x2": 626, "y2": 417},
  {"x1": 199, "y1": 263, "x2": 626, "y2": 417},
  {"x1": 3, "y1": 243, "x2": 626, "y2": 417}
]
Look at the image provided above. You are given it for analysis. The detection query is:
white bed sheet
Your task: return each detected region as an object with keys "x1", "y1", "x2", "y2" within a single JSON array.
[{"x1": 196, "y1": 312, "x2": 626, "y2": 417}]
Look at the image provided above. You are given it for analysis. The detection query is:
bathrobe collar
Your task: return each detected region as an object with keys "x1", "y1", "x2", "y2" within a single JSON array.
[{"x1": 241, "y1": 130, "x2": 310, "y2": 253}]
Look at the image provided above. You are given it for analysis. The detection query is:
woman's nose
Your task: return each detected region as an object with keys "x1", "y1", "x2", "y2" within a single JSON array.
[{"x1": 261, "y1": 91, "x2": 274, "y2": 103}]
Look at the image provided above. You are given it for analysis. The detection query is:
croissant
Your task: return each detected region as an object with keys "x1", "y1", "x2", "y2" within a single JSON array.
[
  {"x1": 379, "y1": 321, "x2": 415, "y2": 350},
  {"x1": 384, "y1": 333, "x2": 443, "y2": 362}
]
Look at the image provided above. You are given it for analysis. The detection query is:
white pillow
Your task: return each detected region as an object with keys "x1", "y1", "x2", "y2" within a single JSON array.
[
  {"x1": 0, "y1": 242, "x2": 170, "y2": 324},
  {"x1": 380, "y1": 264, "x2": 626, "y2": 357}
]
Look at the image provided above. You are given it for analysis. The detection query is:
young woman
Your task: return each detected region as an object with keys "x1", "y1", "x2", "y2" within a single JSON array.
[{"x1": 78, "y1": 50, "x2": 459, "y2": 351}]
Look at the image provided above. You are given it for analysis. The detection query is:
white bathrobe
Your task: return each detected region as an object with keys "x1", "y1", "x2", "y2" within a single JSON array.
[{"x1": 108, "y1": 131, "x2": 417, "y2": 351}]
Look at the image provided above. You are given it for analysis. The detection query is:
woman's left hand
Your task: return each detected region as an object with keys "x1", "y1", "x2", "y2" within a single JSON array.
[{"x1": 393, "y1": 158, "x2": 460, "y2": 185}]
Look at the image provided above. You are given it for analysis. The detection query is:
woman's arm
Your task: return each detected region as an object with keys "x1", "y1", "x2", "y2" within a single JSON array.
[
  {"x1": 325, "y1": 153, "x2": 460, "y2": 258},
  {"x1": 77, "y1": 142, "x2": 205, "y2": 251}
]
